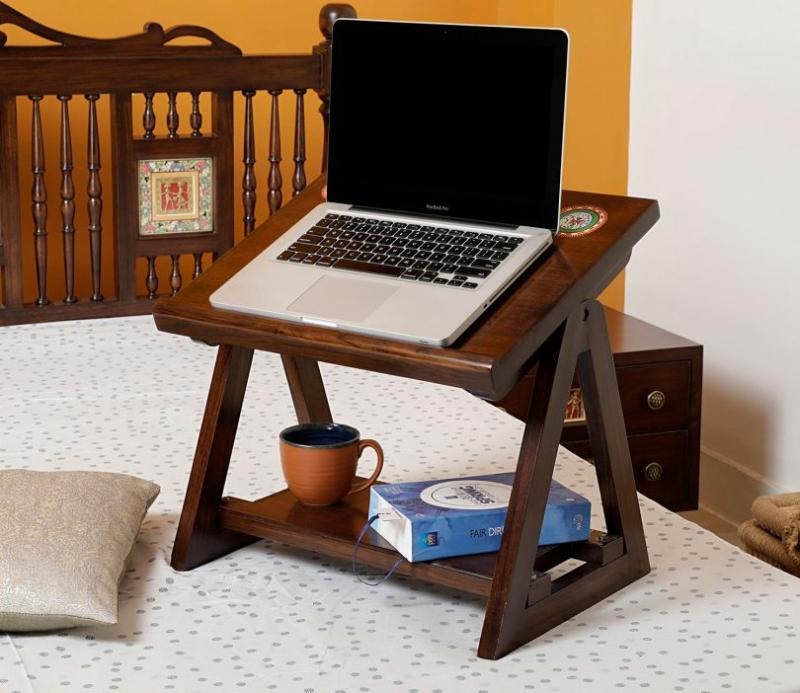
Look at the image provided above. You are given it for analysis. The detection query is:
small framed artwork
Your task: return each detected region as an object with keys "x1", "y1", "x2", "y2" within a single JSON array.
[
  {"x1": 138, "y1": 158, "x2": 213, "y2": 236},
  {"x1": 564, "y1": 387, "x2": 586, "y2": 424}
]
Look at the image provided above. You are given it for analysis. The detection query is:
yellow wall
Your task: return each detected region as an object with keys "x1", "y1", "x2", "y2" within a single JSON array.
[
  {"x1": 496, "y1": 0, "x2": 632, "y2": 309},
  {"x1": 6, "y1": 0, "x2": 630, "y2": 309}
]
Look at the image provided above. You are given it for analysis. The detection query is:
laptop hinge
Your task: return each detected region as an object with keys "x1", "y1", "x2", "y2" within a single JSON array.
[{"x1": 346, "y1": 205, "x2": 519, "y2": 231}]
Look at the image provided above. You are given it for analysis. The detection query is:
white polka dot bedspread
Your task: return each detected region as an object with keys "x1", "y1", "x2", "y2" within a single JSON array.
[{"x1": 1, "y1": 316, "x2": 798, "y2": 693}]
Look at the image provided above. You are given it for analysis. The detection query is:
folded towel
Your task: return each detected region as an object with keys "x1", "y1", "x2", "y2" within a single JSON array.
[
  {"x1": 750, "y1": 492, "x2": 800, "y2": 568},
  {"x1": 738, "y1": 519, "x2": 800, "y2": 577}
]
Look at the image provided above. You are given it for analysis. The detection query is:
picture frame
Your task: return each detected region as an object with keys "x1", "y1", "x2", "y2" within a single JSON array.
[{"x1": 138, "y1": 158, "x2": 213, "y2": 236}]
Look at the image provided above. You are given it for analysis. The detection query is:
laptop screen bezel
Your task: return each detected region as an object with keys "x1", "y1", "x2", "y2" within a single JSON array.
[{"x1": 326, "y1": 19, "x2": 569, "y2": 232}]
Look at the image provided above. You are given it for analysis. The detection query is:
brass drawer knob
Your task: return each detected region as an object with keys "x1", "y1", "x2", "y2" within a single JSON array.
[
  {"x1": 646, "y1": 390, "x2": 666, "y2": 410},
  {"x1": 644, "y1": 462, "x2": 663, "y2": 482}
]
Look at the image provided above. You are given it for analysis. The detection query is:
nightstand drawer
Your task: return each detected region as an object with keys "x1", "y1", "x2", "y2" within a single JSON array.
[
  {"x1": 615, "y1": 362, "x2": 691, "y2": 434},
  {"x1": 563, "y1": 431, "x2": 691, "y2": 510},
  {"x1": 561, "y1": 360, "x2": 691, "y2": 440}
]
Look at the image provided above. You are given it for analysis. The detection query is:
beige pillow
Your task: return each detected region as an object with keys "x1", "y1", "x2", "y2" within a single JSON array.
[{"x1": 0, "y1": 470, "x2": 159, "y2": 631}]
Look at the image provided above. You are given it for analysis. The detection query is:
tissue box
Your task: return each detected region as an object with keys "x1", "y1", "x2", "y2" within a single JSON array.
[{"x1": 368, "y1": 473, "x2": 591, "y2": 562}]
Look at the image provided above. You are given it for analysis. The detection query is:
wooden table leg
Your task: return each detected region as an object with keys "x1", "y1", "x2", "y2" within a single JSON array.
[
  {"x1": 171, "y1": 344, "x2": 257, "y2": 570},
  {"x1": 478, "y1": 300, "x2": 650, "y2": 659},
  {"x1": 281, "y1": 355, "x2": 333, "y2": 424},
  {"x1": 577, "y1": 300, "x2": 649, "y2": 570}
]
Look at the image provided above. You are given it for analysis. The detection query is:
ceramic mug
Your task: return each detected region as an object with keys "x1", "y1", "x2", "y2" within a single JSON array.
[{"x1": 279, "y1": 423, "x2": 383, "y2": 506}]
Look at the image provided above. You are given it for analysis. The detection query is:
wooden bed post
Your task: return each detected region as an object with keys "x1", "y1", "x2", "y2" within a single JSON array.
[
  {"x1": 0, "y1": 96, "x2": 24, "y2": 309},
  {"x1": 313, "y1": 3, "x2": 357, "y2": 173}
]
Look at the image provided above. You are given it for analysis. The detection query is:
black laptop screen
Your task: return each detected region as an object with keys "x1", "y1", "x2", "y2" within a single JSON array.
[{"x1": 327, "y1": 20, "x2": 568, "y2": 230}]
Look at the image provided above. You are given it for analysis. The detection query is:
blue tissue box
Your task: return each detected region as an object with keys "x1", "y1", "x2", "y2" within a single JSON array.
[{"x1": 368, "y1": 473, "x2": 591, "y2": 562}]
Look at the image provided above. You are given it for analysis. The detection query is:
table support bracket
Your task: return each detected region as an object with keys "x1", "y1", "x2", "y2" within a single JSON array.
[
  {"x1": 170, "y1": 300, "x2": 649, "y2": 659},
  {"x1": 477, "y1": 299, "x2": 649, "y2": 659}
]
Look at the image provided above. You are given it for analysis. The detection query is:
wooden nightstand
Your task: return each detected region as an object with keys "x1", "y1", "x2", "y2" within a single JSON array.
[{"x1": 496, "y1": 307, "x2": 702, "y2": 511}]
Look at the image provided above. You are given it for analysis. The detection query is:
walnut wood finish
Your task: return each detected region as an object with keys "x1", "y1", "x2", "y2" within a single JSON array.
[
  {"x1": 568, "y1": 431, "x2": 690, "y2": 508},
  {"x1": 0, "y1": 96, "x2": 23, "y2": 308},
  {"x1": 169, "y1": 254, "x2": 182, "y2": 296},
  {"x1": 479, "y1": 309, "x2": 587, "y2": 656},
  {"x1": 241, "y1": 89, "x2": 256, "y2": 236},
  {"x1": 158, "y1": 177, "x2": 660, "y2": 658},
  {"x1": 477, "y1": 301, "x2": 648, "y2": 659},
  {"x1": 58, "y1": 95, "x2": 77, "y2": 304},
  {"x1": 190, "y1": 91, "x2": 202, "y2": 136},
  {"x1": 497, "y1": 308, "x2": 703, "y2": 511},
  {"x1": 577, "y1": 302, "x2": 648, "y2": 557},
  {"x1": 210, "y1": 90, "x2": 234, "y2": 260},
  {"x1": 192, "y1": 253, "x2": 203, "y2": 280},
  {"x1": 29, "y1": 94, "x2": 48, "y2": 306},
  {"x1": 0, "y1": 298, "x2": 153, "y2": 325},
  {"x1": 171, "y1": 344, "x2": 258, "y2": 571},
  {"x1": 146, "y1": 256, "x2": 158, "y2": 299},
  {"x1": 166, "y1": 91, "x2": 179, "y2": 138},
  {"x1": 281, "y1": 354, "x2": 332, "y2": 424},
  {"x1": 267, "y1": 89, "x2": 283, "y2": 215},
  {"x1": 292, "y1": 89, "x2": 307, "y2": 197},
  {"x1": 154, "y1": 179, "x2": 660, "y2": 401},
  {"x1": 0, "y1": 55, "x2": 321, "y2": 96},
  {"x1": 217, "y1": 489, "x2": 622, "y2": 599},
  {"x1": 110, "y1": 93, "x2": 137, "y2": 302},
  {"x1": 142, "y1": 92, "x2": 155, "y2": 138},
  {"x1": 85, "y1": 93, "x2": 103, "y2": 302},
  {"x1": 0, "y1": 2, "x2": 355, "y2": 324}
]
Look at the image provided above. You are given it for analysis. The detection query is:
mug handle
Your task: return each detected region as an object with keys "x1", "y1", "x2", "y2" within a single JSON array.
[{"x1": 346, "y1": 439, "x2": 384, "y2": 497}]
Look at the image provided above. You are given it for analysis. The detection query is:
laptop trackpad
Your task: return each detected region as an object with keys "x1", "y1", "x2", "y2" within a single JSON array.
[{"x1": 287, "y1": 275, "x2": 399, "y2": 323}]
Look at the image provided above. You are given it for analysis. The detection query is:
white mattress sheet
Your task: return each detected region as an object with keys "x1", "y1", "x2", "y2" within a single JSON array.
[{"x1": 0, "y1": 316, "x2": 798, "y2": 693}]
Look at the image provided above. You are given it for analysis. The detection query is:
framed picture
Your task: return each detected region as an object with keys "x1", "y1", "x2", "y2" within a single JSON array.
[
  {"x1": 564, "y1": 387, "x2": 586, "y2": 424},
  {"x1": 138, "y1": 158, "x2": 213, "y2": 235}
]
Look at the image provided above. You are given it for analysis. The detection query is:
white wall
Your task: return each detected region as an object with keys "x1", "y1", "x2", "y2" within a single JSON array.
[{"x1": 627, "y1": 0, "x2": 800, "y2": 522}]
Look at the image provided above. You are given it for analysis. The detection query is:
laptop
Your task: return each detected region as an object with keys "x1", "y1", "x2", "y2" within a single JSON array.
[{"x1": 210, "y1": 19, "x2": 569, "y2": 346}]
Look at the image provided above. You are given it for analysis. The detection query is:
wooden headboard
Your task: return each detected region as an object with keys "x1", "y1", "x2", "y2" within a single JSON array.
[{"x1": 0, "y1": 2, "x2": 356, "y2": 326}]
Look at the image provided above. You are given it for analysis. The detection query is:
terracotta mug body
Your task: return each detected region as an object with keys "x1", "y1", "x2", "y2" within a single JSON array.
[{"x1": 279, "y1": 423, "x2": 383, "y2": 506}]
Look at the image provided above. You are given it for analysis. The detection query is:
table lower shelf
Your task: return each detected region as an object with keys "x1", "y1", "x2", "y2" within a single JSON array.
[{"x1": 219, "y1": 481, "x2": 625, "y2": 601}]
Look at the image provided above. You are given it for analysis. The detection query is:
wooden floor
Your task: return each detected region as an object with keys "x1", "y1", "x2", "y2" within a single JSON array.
[{"x1": 680, "y1": 508, "x2": 743, "y2": 549}]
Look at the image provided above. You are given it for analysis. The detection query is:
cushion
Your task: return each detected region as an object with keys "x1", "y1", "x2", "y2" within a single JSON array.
[{"x1": 0, "y1": 470, "x2": 159, "y2": 631}]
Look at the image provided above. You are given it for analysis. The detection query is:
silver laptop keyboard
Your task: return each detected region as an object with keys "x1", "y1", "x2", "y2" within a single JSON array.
[{"x1": 276, "y1": 213, "x2": 524, "y2": 289}]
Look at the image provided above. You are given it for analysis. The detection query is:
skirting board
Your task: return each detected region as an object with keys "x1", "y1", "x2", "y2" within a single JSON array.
[{"x1": 700, "y1": 446, "x2": 789, "y2": 526}]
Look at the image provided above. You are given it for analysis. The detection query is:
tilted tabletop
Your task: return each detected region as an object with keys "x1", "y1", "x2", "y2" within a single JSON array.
[{"x1": 153, "y1": 178, "x2": 659, "y2": 400}]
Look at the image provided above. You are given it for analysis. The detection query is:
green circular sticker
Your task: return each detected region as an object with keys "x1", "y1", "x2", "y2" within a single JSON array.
[{"x1": 559, "y1": 205, "x2": 608, "y2": 237}]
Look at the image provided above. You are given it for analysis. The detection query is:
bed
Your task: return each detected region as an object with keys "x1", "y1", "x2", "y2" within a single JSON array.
[{"x1": 0, "y1": 315, "x2": 798, "y2": 692}]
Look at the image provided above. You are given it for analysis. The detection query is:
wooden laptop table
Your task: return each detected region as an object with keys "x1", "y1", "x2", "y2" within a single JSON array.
[{"x1": 153, "y1": 178, "x2": 660, "y2": 660}]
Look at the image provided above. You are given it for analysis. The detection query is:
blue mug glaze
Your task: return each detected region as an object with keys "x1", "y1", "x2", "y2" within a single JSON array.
[{"x1": 280, "y1": 423, "x2": 360, "y2": 449}]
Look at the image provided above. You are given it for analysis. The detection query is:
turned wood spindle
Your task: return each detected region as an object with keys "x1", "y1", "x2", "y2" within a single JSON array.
[
  {"x1": 58, "y1": 95, "x2": 77, "y2": 304},
  {"x1": 170, "y1": 254, "x2": 182, "y2": 296},
  {"x1": 292, "y1": 89, "x2": 307, "y2": 197},
  {"x1": 146, "y1": 256, "x2": 159, "y2": 299},
  {"x1": 192, "y1": 253, "x2": 203, "y2": 279},
  {"x1": 242, "y1": 90, "x2": 256, "y2": 235},
  {"x1": 167, "y1": 91, "x2": 179, "y2": 138},
  {"x1": 268, "y1": 89, "x2": 283, "y2": 215},
  {"x1": 143, "y1": 92, "x2": 156, "y2": 138},
  {"x1": 86, "y1": 93, "x2": 104, "y2": 302},
  {"x1": 190, "y1": 92, "x2": 202, "y2": 136},
  {"x1": 29, "y1": 95, "x2": 49, "y2": 306}
]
